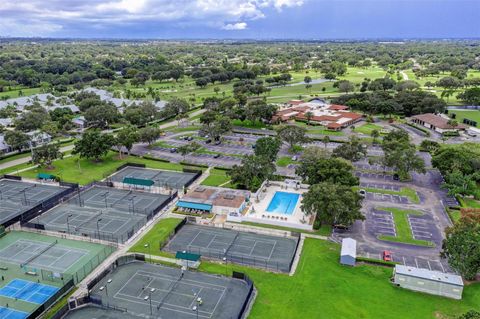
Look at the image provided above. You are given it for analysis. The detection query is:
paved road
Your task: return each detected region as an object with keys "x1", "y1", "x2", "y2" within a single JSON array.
[{"x1": 0, "y1": 144, "x2": 75, "y2": 171}]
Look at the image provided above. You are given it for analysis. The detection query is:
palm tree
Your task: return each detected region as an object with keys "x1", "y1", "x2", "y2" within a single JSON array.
[
  {"x1": 371, "y1": 129, "x2": 380, "y2": 144},
  {"x1": 322, "y1": 135, "x2": 330, "y2": 149},
  {"x1": 305, "y1": 111, "x2": 314, "y2": 125}
]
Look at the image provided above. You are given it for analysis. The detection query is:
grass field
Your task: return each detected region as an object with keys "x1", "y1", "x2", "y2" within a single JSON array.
[
  {"x1": 376, "y1": 207, "x2": 434, "y2": 247},
  {"x1": 276, "y1": 156, "x2": 296, "y2": 167},
  {"x1": 129, "y1": 218, "x2": 183, "y2": 256},
  {"x1": 197, "y1": 238, "x2": 479, "y2": 319},
  {"x1": 200, "y1": 168, "x2": 234, "y2": 187},
  {"x1": 17, "y1": 151, "x2": 186, "y2": 185},
  {"x1": 353, "y1": 123, "x2": 384, "y2": 135},
  {"x1": 447, "y1": 109, "x2": 480, "y2": 127},
  {"x1": 355, "y1": 186, "x2": 420, "y2": 204},
  {"x1": 291, "y1": 121, "x2": 345, "y2": 136}
]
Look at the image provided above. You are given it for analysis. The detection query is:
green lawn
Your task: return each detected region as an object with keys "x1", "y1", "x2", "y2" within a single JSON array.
[
  {"x1": 201, "y1": 168, "x2": 234, "y2": 187},
  {"x1": 17, "y1": 152, "x2": 185, "y2": 185},
  {"x1": 292, "y1": 121, "x2": 345, "y2": 136},
  {"x1": 459, "y1": 197, "x2": 480, "y2": 208},
  {"x1": 447, "y1": 109, "x2": 480, "y2": 128},
  {"x1": 377, "y1": 207, "x2": 434, "y2": 247},
  {"x1": 355, "y1": 186, "x2": 420, "y2": 204},
  {"x1": 198, "y1": 238, "x2": 479, "y2": 319},
  {"x1": 353, "y1": 123, "x2": 384, "y2": 135},
  {"x1": 129, "y1": 218, "x2": 183, "y2": 255},
  {"x1": 276, "y1": 156, "x2": 296, "y2": 167}
]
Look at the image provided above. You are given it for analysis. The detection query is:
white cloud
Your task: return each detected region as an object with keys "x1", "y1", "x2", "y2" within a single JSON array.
[
  {"x1": 0, "y1": 0, "x2": 306, "y2": 36},
  {"x1": 222, "y1": 22, "x2": 248, "y2": 30}
]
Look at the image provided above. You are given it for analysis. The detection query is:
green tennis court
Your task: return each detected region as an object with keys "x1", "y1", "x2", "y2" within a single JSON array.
[{"x1": 109, "y1": 167, "x2": 198, "y2": 190}]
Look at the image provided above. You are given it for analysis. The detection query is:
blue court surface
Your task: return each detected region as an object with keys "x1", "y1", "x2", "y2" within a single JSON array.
[
  {"x1": 0, "y1": 307, "x2": 28, "y2": 319},
  {"x1": 0, "y1": 279, "x2": 59, "y2": 304},
  {"x1": 266, "y1": 191, "x2": 300, "y2": 215}
]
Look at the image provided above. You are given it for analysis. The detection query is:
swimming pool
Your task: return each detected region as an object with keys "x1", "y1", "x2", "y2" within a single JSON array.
[{"x1": 266, "y1": 192, "x2": 300, "y2": 215}]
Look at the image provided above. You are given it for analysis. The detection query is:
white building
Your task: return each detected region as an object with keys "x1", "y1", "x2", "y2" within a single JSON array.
[
  {"x1": 393, "y1": 265, "x2": 463, "y2": 300},
  {"x1": 340, "y1": 238, "x2": 356, "y2": 266}
]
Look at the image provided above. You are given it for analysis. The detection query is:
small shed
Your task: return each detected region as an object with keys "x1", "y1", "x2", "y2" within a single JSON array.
[
  {"x1": 393, "y1": 265, "x2": 464, "y2": 300},
  {"x1": 340, "y1": 238, "x2": 356, "y2": 266}
]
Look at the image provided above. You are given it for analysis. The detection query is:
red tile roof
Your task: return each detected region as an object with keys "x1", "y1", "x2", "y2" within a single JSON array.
[
  {"x1": 412, "y1": 113, "x2": 466, "y2": 130},
  {"x1": 328, "y1": 104, "x2": 349, "y2": 110}
]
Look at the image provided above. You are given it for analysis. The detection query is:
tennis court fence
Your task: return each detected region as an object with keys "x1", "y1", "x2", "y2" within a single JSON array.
[{"x1": 68, "y1": 253, "x2": 254, "y2": 319}]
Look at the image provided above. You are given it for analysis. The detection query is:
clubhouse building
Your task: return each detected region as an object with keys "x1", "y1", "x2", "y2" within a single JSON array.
[{"x1": 272, "y1": 98, "x2": 363, "y2": 131}]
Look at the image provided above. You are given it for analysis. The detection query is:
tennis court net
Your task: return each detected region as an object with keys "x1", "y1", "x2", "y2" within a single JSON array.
[{"x1": 21, "y1": 240, "x2": 58, "y2": 267}]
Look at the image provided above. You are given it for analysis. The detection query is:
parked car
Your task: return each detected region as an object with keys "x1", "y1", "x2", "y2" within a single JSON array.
[
  {"x1": 214, "y1": 140, "x2": 221, "y2": 145},
  {"x1": 358, "y1": 189, "x2": 366, "y2": 197},
  {"x1": 213, "y1": 153, "x2": 220, "y2": 158},
  {"x1": 393, "y1": 173, "x2": 400, "y2": 181},
  {"x1": 187, "y1": 136, "x2": 194, "y2": 141},
  {"x1": 170, "y1": 148, "x2": 177, "y2": 153},
  {"x1": 382, "y1": 250, "x2": 392, "y2": 262},
  {"x1": 205, "y1": 139, "x2": 212, "y2": 144}
]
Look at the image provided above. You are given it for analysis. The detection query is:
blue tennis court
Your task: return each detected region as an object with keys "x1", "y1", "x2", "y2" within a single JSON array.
[
  {"x1": 0, "y1": 279, "x2": 59, "y2": 304},
  {"x1": 0, "y1": 307, "x2": 28, "y2": 319},
  {"x1": 266, "y1": 191, "x2": 300, "y2": 215}
]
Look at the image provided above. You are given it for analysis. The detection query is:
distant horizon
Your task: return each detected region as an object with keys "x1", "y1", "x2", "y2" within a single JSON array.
[{"x1": 1, "y1": 1, "x2": 479, "y2": 39}]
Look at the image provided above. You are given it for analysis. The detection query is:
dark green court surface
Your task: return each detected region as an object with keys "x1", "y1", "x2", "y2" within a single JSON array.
[
  {"x1": 88, "y1": 261, "x2": 252, "y2": 319},
  {"x1": 0, "y1": 179, "x2": 68, "y2": 225},
  {"x1": 165, "y1": 224, "x2": 299, "y2": 272},
  {"x1": 108, "y1": 167, "x2": 198, "y2": 190},
  {"x1": 34, "y1": 186, "x2": 173, "y2": 243}
]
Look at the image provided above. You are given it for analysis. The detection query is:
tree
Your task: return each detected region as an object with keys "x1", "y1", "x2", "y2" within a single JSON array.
[
  {"x1": 138, "y1": 127, "x2": 162, "y2": 145},
  {"x1": 15, "y1": 109, "x2": 49, "y2": 132},
  {"x1": 116, "y1": 125, "x2": 138, "y2": 158},
  {"x1": 32, "y1": 143, "x2": 62, "y2": 168},
  {"x1": 228, "y1": 155, "x2": 275, "y2": 191},
  {"x1": 177, "y1": 142, "x2": 201, "y2": 161},
  {"x1": 161, "y1": 98, "x2": 190, "y2": 119},
  {"x1": 73, "y1": 130, "x2": 115, "y2": 161},
  {"x1": 370, "y1": 129, "x2": 380, "y2": 144},
  {"x1": 333, "y1": 136, "x2": 367, "y2": 162},
  {"x1": 296, "y1": 157, "x2": 359, "y2": 187},
  {"x1": 4, "y1": 130, "x2": 29, "y2": 151},
  {"x1": 447, "y1": 119, "x2": 458, "y2": 129},
  {"x1": 254, "y1": 137, "x2": 281, "y2": 161},
  {"x1": 304, "y1": 76, "x2": 312, "y2": 85},
  {"x1": 301, "y1": 182, "x2": 364, "y2": 227},
  {"x1": 383, "y1": 141, "x2": 425, "y2": 180},
  {"x1": 441, "y1": 214, "x2": 480, "y2": 280},
  {"x1": 458, "y1": 311, "x2": 480, "y2": 319},
  {"x1": 337, "y1": 80, "x2": 355, "y2": 93},
  {"x1": 276, "y1": 125, "x2": 308, "y2": 151},
  {"x1": 305, "y1": 111, "x2": 313, "y2": 125},
  {"x1": 443, "y1": 171, "x2": 479, "y2": 197},
  {"x1": 432, "y1": 143, "x2": 480, "y2": 177},
  {"x1": 200, "y1": 115, "x2": 232, "y2": 141},
  {"x1": 322, "y1": 135, "x2": 330, "y2": 149},
  {"x1": 457, "y1": 88, "x2": 480, "y2": 105},
  {"x1": 85, "y1": 104, "x2": 119, "y2": 129}
]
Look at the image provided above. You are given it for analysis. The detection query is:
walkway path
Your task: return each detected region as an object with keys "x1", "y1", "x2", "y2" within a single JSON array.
[{"x1": 0, "y1": 145, "x2": 74, "y2": 171}]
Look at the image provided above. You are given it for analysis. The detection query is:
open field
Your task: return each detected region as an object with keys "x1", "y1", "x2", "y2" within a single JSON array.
[
  {"x1": 129, "y1": 217, "x2": 183, "y2": 256},
  {"x1": 200, "y1": 168, "x2": 233, "y2": 187},
  {"x1": 198, "y1": 238, "x2": 480, "y2": 319},
  {"x1": 376, "y1": 207, "x2": 434, "y2": 247},
  {"x1": 447, "y1": 109, "x2": 480, "y2": 127},
  {"x1": 353, "y1": 123, "x2": 384, "y2": 135}
]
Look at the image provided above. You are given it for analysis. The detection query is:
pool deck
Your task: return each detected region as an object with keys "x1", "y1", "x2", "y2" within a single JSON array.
[{"x1": 246, "y1": 183, "x2": 313, "y2": 230}]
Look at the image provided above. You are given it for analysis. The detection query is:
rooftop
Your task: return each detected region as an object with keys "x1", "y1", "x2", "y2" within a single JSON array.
[
  {"x1": 395, "y1": 265, "x2": 463, "y2": 286},
  {"x1": 182, "y1": 186, "x2": 250, "y2": 208},
  {"x1": 412, "y1": 113, "x2": 467, "y2": 130}
]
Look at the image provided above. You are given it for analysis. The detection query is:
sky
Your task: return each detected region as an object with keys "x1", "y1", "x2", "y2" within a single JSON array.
[{"x1": 0, "y1": 0, "x2": 479, "y2": 39}]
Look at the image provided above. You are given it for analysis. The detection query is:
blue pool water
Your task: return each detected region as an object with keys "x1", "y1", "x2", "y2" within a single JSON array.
[
  {"x1": 266, "y1": 192, "x2": 300, "y2": 215},
  {"x1": 0, "y1": 279, "x2": 59, "y2": 304}
]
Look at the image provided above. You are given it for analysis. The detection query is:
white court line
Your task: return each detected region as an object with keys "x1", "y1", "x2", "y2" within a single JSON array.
[{"x1": 113, "y1": 270, "x2": 223, "y2": 318}]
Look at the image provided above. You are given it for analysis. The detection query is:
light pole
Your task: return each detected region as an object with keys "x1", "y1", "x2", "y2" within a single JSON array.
[
  {"x1": 103, "y1": 192, "x2": 109, "y2": 208},
  {"x1": 96, "y1": 218, "x2": 103, "y2": 239},
  {"x1": 66, "y1": 214, "x2": 73, "y2": 233},
  {"x1": 144, "y1": 243, "x2": 151, "y2": 263},
  {"x1": 192, "y1": 290, "x2": 202, "y2": 319},
  {"x1": 222, "y1": 257, "x2": 228, "y2": 276},
  {"x1": 149, "y1": 288, "x2": 155, "y2": 315}
]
